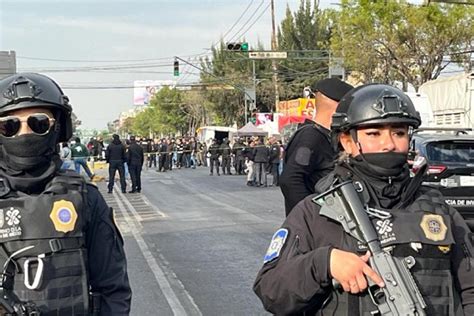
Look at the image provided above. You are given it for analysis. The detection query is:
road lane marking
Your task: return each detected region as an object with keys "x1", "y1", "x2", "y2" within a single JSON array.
[{"x1": 112, "y1": 190, "x2": 201, "y2": 316}]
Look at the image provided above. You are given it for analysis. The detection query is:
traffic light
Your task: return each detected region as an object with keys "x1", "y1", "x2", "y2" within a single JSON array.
[
  {"x1": 226, "y1": 42, "x2": 249, "y2": 52},
  {"x1": 173, "y1": 60, "x2": 179, "y2": 76}
]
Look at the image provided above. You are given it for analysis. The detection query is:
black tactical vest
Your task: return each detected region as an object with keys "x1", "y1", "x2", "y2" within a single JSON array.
[
  {"x1": 0, "y1": 171, "x2": 90, "y2": 315},
  {"x1": 319, "y1": 189, "x2": 465, "y2": 316}
]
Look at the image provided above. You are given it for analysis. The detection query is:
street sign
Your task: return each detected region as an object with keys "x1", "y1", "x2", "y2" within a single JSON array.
[{"x1": 249, "y1": 51, "x2": 287, "y2": 59}]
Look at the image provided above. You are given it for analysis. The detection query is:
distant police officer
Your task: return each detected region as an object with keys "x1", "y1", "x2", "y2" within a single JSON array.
[
  {"x1": 106, "y1": 134, "x2": 127, "y2": 194},
  {"x1": 127, "y1": 135, "x2": 144, "y2": 193},
  {"x1": 207, "y1": 139, "x2": 221, "y2": 176},
  {"x1": 220, "y1": 138, "x2": 232, "y2": 175},
  {"x1": 0, "y1": 73, "x2": 131, "y2": 315},
  {"x1": 280, "y1": 78, "x2": 353, "y2": 215},
  {"x1": 254, "y1": 84, "x2": 474, "y2": 315}
]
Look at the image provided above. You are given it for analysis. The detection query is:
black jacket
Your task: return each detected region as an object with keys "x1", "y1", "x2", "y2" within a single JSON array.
[
  {"x1": 254, "y1": 168, "x2": 474, "y2": 315},
  {"x1": 106, "y1": 139, "x2": 126, "y2": 163},
  {"x1": 127, "y1": 142, "x2": 144, "y2": 166},
  {"x1": 86, "y1": 184, "x2": 132, "y2": 314},
  {"x1": 208, "y1": 143, "x2": 221, "y2": 159},
  {"x1": 269, "y1": 143, "x2": 280, "y2": 164},
  {"x1": 220, "y1": 143, "x2": 232, "y2": 157},
  {"x1": 252, "y1": 143, "x2": 269, "y2": 163},
  {"x1": 280, "y1": 123, "x2": 335, "y2": 216}
]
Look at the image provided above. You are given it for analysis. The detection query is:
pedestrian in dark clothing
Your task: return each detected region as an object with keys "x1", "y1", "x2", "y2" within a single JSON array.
[
  {"x1": 207, "y1": 139, "x2": 221, "y2": 176},
  {"x1": 232, "y1": 139, "x2": 245, "y2": 175},
  {"x1": 280, "y1": 78, "x2": 353, "y2": 216},
  {"x1": 127, "y1": 136, "x2": 144, "y2": 193},
  {"x1": 183, "y1": 139, "x2": 191, "y2": 168},
  {"x1": 106, "y1": 134, "x2": 127, "y2": 193},
  {"x1": 268, "y1": 137, "x2": 280, "y2": 186},
  {"x1": 201, "y1": 142, "x2": 208, "y2": 167},
  {"x1": 158, "y1": 139, "x2": 168, "y2": 172},
  {"x1": 167, "y1": 139, "x2": 175, "y2": 170},
  {"x1": 253, "y1": 138, "x2": 270, "y2": 186},
  {"x1": 220, "y1": 138, "x2": 232, "y2": 175},
  {"x1": 148, "y1": 139, "x2": 157, "y2": 168}
]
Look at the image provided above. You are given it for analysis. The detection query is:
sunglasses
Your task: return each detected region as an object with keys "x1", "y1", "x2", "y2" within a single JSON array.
[{"x1": 0, "y1": 113, "x2": 56, "y2": 137}]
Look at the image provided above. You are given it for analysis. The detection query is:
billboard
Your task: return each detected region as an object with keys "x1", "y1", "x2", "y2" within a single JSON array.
[
  {"x1": 133, "y1": 80, "x2": 176, "y2": 105},
  {"x1": 277, "y1": 98, "x2": 316, "y2": 118}
]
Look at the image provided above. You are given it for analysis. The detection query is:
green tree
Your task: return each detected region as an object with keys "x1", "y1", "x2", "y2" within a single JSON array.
[
  {"x1": 331, "y1": 0, "x2": 474, "y2": 91},
  {"x1": 277, "y1": 0, "x2": 332, "y2": 99}
]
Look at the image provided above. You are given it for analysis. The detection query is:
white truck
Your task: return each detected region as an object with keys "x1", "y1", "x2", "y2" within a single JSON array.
[
  {"x1": 196, "y1": 126, "x2": 237, "y2": 146},
  {"x1": 419, "y1": 72, "x2": 474, "y2": 129}
]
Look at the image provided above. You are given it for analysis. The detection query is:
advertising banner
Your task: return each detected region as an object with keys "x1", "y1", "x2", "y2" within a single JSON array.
[
  {"x1": 277, "y1": 98, "x2": 316, "y2": 117},
  {"x1": 133, "y1": 80, "x2": 175, "y2": 105}
]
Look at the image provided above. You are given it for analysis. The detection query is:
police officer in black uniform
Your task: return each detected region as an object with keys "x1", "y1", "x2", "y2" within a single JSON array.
[
  {"x1": 280, "y1": 78, "x2": 353, "y2": 216},
  {"x1": 220, "y1": 138, "x2": 232, "y2": 175},
  {"x1": 0, "y1": 73, "x2": 131, "y2": 315},
  {"x1": 207, "y1": 139, "x2": 221, "y2": 176},
  {"x1": 106, "y1": 134, "x2": 127, "y2": 194},
  {"x1": 254, "y1": 84, "x2": 474, "y2": 315},
  {"x1": 127, "y1": 135, "x2": 144, "y2": 193}
]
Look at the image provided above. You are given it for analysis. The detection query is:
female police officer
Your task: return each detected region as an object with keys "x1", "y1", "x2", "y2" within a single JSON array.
[
  {"x1": 254, "y1": 84, "x2": 474, "y2": 315},
  {"x1": 0, "y1": 73, "x2": 131, "y2": 315}
]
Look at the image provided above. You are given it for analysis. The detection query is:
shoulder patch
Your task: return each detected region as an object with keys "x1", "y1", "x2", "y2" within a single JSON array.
[
  {"x1": 295, "y1": 147, "x2": 311, "y2": 166},
  {"x1": 264, "y1": 228, "x2": 289, "y2": 264}
]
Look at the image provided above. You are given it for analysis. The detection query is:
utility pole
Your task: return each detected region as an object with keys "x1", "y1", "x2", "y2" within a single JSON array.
[{"x1": 270, "y1": 0, "x2": 279, "y2": 112}]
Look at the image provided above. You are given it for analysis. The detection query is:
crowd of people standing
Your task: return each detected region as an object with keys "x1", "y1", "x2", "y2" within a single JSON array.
[{"x1": 59, "y1": 134, "x2": 287, "y2": 190}]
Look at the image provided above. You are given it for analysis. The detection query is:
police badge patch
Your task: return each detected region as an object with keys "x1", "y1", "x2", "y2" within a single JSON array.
[
  {"x1": 263, "y1": 228, "x2": 288, "y2": 264},
  {"x1": 50, "y1": 200, "x2": 78, "y2": 233},
  {"x1": 420, "y1": 214, "x2": 447, "y2": 242}
]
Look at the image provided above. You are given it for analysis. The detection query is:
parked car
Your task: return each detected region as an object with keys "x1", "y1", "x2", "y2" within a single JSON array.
[{"x1": 411, "y1": 128, "x2": 474, "y2": 228}]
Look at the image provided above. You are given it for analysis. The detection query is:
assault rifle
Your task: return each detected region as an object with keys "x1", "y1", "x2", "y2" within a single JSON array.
[{"x1": 314, "y1": 180, "x2": 426, "y2": 316}]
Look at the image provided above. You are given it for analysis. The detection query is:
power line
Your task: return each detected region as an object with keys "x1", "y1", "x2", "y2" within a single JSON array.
[
  {"x1": 231, "y1": 1, "x2": 271, "y2": 43},
  {"x1": 17, "y1": 52, "x2": 211, "y2": 63},
  {"x1": 221, "y1": 1, "x2": 254, "y2": 43},
  {"x1": 227, "y1": 0, "x2": 266, "y2": 43}
]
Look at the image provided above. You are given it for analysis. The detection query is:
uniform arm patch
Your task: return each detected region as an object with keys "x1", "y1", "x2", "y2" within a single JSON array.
[
  {"x1": 263, "y1": 228, "x2": 289, "y2": 264},
  {"x1": 294, "y1": 147, "x2": 311, "y2": 166}
]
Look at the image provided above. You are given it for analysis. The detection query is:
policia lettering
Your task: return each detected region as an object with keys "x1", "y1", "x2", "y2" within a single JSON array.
[{"x1": 0, "y1": 174, "x2": 90, "y2": 314}]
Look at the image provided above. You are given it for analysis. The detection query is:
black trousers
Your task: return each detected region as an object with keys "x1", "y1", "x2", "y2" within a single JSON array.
[
  {"x1": 209, "y1": 157, "x2": 220, "y2": 175},
  {"x1": 222, "y1": 156, "x2": 231, "y2": 174},
  {"x1": 108, "y1": 160, "x2": 126, "y2": 192},
  {"x1": 271, "y1": 162, "x2": 280, "y2": 185},
  {"x1": 235, "y1": 157, "x2": 244, "y2": 175},
  {"x1": 158, "y1": 154, "x2": 167, "y2": 171},
  {"x1": 148, "y1": 154, "x2": 156, "y2": 167},
  {"x1": 129, "y1": 163, "x2": 142, "y2": 191}
]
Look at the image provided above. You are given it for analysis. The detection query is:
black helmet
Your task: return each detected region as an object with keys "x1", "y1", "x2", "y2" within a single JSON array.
[
  {"x1": 0, "y1": 73, "x2": 73, "y2": 141},
  {"x1": 331, "y1": 84, "x2": 421, "y2": 134}
]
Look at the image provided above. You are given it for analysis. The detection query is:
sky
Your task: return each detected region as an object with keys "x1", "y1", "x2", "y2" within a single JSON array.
[
  {"x1": 0, "y1": 0, "x2": 443, "y2": 131},
  {"x1": 0, "y1": 0, "x2": 335, "y2": 130}
]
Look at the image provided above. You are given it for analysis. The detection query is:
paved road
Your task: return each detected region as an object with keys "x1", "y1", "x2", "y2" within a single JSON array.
[{"x1": 97, "y1": 165, "x2": 286, "y2": 315}]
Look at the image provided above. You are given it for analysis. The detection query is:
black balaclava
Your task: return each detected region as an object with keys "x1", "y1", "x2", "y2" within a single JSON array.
[
  {"x1": 343, "y1": 129, "x2": 412, "y2": 209},
  {"x1": 0, "y1": 111, "x2": 61, "y2": 193}
]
